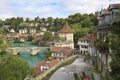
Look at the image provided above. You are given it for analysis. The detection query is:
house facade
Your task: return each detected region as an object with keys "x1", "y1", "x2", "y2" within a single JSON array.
[
  {"x1": 50, "y1": 47, "x2": 74, "y2": 60},
  {"x1": 53, "y1": 22, "x2": 74, "y2": 49},
  {"x1": 35, "y1": 60, "x2": 59, "y2": 76},
  {"x1": 96, "y1": 3, "x2": 120, "y2": 76},
  {"x1": 19, "y1": 28, "x2": 27, "y2": 34},
  {"x1": 29, "y1": 28, "x2": 36, "y2": 35},
  {"x1": 6, "y1": 32, "x2": 18, "y2": 39},
  {"x1": 78, "y1": 33, "x2": 96, "y2": 56},
  {"x1": 40, "y1": 27, "x2": 47, "y2": 35}
]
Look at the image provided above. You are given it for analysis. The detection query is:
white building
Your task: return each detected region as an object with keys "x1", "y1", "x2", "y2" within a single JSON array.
[
  {"x1": 40, "y1": 27, "x2": 47, "y2": 35},
  {"x1": 9, "y1": 29, "x2": 15, "y2": 33},
  {"x1": 78, "y1": 33, "x2": 96, "y2": 56},
  {"x1": 54, "y1": 22, "x2": 74, "y2": 49},
  {"x1": 19, "y1": 28, "x2": 27, "y2": 34},
  {"x1": 29, "y1": 28, "x2": 36, "y2": 34},
  {"x1": 50, "y1": 47, "x2": 74, "y2": 60}
]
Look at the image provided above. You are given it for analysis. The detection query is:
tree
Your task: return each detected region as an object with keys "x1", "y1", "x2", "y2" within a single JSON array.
[
  {"x1": 81, "y1": 16, "x2": 92, "y2": 28},
  {"x1": 4, "y1": 17, "x2": 23, "y2": 32},
  {"x1": 0, "y1": 20, "x2": 4, "y2": 28},
  {"x1": 43, "y1": 31, "x2": 53, "y2": 41},
  {"x1": 108, "y1": 18, "x2": 120, "y2": 80},
  {"x1": 34, "y1": 16, "x2": 40, "y2": 22},
  {"x1": 70, "y1": 23, "x2": 91, "y2": 44},
  {"x1": 27, "y1": 36, "x2": 34, "y2": 41},
  {"x1": 14, "y1": 37, "x2": 21, "y2": 43},
  {"x1": 0, "y1": 56, "x2": 33, "y2": 80},
  {"x1": 85, "y1": 53, "x2": 91, "y2": 62},
  {"x1": 0, "y1": 36, "x2": 9, "y2": 54}
]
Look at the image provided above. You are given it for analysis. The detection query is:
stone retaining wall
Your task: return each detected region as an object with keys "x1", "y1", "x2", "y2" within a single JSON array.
[{"x1": 32, "y1": 55, "x2": 78, "y2": 80}]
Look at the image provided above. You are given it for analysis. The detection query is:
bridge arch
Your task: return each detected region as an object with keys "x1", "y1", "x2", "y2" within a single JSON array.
[
  {"x1": 17, "y1": 50, "x2": 32, "y2": 56},
  {"x1": 7, "y1": 47, "x2": 50, "y2": 55},
  {"x1": 36, "y1": 50, "x2": 48, "y2": 55}
]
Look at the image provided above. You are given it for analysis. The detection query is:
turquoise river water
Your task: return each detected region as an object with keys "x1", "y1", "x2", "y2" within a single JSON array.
[{"x1": 10, "y1": 43, "x2": 46, "y2": 67}]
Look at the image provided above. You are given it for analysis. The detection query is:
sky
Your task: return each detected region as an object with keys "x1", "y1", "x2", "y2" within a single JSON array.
[{"x1": 0, "y1": 0, "x2": 120, "y2": 20}]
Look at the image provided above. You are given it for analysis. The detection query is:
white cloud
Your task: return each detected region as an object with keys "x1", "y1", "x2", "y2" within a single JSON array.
[
  {"x1": 0, "y1": 13, "x2": 14, "y2": 20},
  {"x1": 63, "y1": 0, "x2": 107, "y2": 13},
  {"x1": 0, "y1": 0, "x2": 120, "y2": 19}
]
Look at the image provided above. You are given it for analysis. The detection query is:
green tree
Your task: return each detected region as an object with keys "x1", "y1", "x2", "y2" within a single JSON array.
[
  {"x1": 0, "y1": 20, "x2": 4, "y2": 28},
  {"x1": 43, "y1": 31, "x2": 53, "y2": 41},
  {"x1": 108, "y1": 18, "x2": 120, "y2": 80},
  {"x1": 34, "y1": 16, "x2": 40, "y2": 22},
  {"x1": 46, "y1": 49, "x2": 52, "y2": 60},
  {"x1": 0, "y1": 36, "x2": 8, "y2": 54},
  {"x1": 74, "y1": 73, "x2": 79, "y2": 80},
  {"x1": 85, "y1": 53, "x2": 91, "y2": 62},
  {"x1": 0, "y1": 56, "x2": 33, "y2": 80},
  {"x1": 81, "y1": 16, "x2": 92, "y2": 27},
  {"x1": 4, "y1": 17, "x2": 23, "y2": 32},
  {"x1": 70, "y1": 23, "x2": 90, "y2": 44},
  {"x1": 27, "y1": 36, "x2": 34, "y2": 41},
  {"x1": 14, "y1": 37, "x2": 21, "y2": 43}
]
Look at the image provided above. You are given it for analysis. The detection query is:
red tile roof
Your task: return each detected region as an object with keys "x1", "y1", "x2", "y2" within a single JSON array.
[
  {"x1": 79, "y1": 33, "x2": 97, "y2": 46},
  {"x1": 50, "y1": 47, "x2": 74, "y2": 54},
  {"x1": 103, "y1": 9, "x2": 111, "y2": 14},
  {"x1": 50, "y1": 47, "x2": 63, "y2": 52},
  {"x1": 60, "y1": 22, "x2": 73, "y2": 33},
  {"x1": 111, "y1": 3, "x2": 120, "y2": 7},
  {"x1": 97, "y1": 16, "x2": 102, "y2": 20},
  {"x1": 7, "y1": 32, "x2": 18, "y2": 37},
  {"x1": 63, "y1": 47, "x2": 74, "y2": 54},
  {"x1": 34, "y1": 35, "x2": 43, "y2": 41},
  {"x1": 35, "y1": 60, "x2": 59, "y2": 76}
]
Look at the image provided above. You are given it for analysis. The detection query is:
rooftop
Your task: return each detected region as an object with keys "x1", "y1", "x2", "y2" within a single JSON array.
[
  {"x1": 50, "y1": 47, "x2": 74, "y2": 54},
  {"x1": 79, "y1": 33, "x2": 96, "y2": 46},
  {"x1": 110, "y1": 3, "x2": 120, "y2": 7},
  {"x1": 35, "y1": 60, "x2": 60, "y2": 76},
  {"x1": 102, "y1": 9, "x2": 111, "y2": 14},
  {"x1": 60, "y1": 22, "x2": 73, "y2": 33}
]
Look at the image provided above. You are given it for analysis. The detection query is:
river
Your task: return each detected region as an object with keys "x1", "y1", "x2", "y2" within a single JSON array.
[{"x1": 10, "y1": 42, "x2": 46, "y2": 67}]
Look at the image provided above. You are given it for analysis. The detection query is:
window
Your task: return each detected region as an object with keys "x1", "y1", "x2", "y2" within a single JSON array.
[
  {"x1": 85, "y1": 46, "x2": 88, "y2": 48},
  {"x1": 81, "y1": 41, "x2": 83, "y2": 43},
  {"x1": 81, "y1": 46, "x2": 84, "y2": 48},
  {"x1": 41, "y1": 66, "x2": 49, "y2": 70}
]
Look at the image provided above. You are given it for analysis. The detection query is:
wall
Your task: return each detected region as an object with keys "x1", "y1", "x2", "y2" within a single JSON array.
[
  {"x1": 54, "y1": 41, "x2": 74, "y2": 49},
  {"x1": 59, "y1": 33, "x2": 73, "y2": 41},
  {"x1": 31, "y1": 55, "x2": 78, "y2": 80}
]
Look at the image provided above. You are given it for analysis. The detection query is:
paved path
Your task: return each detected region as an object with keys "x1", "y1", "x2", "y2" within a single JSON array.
[{"x1": 50, "y1": 56, "x2": 90, "y2": 80}]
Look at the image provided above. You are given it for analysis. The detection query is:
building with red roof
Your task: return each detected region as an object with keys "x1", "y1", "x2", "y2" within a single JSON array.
[
  {"x1": 35, "y1": 60, "x2": 60, "y2": 76},
  {"x1": 60, "y1": 22, "x2": 73, "y2": 33},
  {"x1": 95, "y1": 3, "x2": 120, "y2": 76},
  {"x1": 78, "y1": 33, "x2": 96, "y2": 56},
  {"x1": 53, "y1": 22, "x2": 74, "y2": 49},
  {"x1": 50, "y1": 47, "x2": 74, "y2": 60}
]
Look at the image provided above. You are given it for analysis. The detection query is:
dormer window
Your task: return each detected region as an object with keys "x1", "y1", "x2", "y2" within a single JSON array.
[{"x1": 41, "y1": 65, "x2": 49, "y2": 70}]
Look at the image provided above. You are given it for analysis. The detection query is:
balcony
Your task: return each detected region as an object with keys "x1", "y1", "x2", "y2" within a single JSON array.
[
  {"x1": 96, "y1": 22, "x2": 111, "y2": 30},
  {"x1": 96, "y1": 14, "x2": 120, "y2": 30},
  {"x1": 112, "y1": 15, "x2": 120, "y2": 21}
]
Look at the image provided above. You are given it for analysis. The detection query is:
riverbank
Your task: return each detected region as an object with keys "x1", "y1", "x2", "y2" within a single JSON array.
[{"x1": 9, "y1": 42, "x2": 40, "y2": 47}]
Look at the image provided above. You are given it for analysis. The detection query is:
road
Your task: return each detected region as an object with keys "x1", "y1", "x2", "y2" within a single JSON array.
[{"x1": 50, "y1": 56, "x2": 90, "y2": 80}]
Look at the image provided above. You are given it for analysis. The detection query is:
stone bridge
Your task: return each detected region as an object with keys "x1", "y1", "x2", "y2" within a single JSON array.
[{"x1": 7, "y1": 47, "x2": 50, "y2": 55}]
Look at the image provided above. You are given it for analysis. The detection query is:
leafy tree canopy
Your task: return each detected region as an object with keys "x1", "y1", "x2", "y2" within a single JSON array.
[
  {"x1": 0, "y1": 56, "x2": 33, "y2": 80},
  {"x1": 108, "y1": 19, "x2": 120, "y2": 80},
  {"x1": 43, "y1": 31, "x2": 53, "y2": 41}
]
